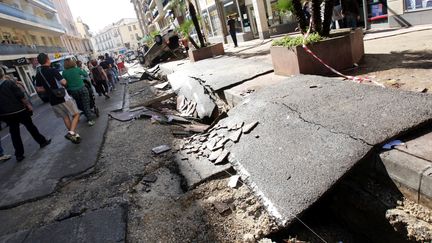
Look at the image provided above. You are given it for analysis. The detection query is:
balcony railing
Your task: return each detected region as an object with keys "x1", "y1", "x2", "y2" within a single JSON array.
[
  {"x1": 162, "y1": 0, "x2": 169, "y2": 7},
  {"x1": 35, "y1": 0, "x2": 55, "y2": 9},
  {"x1": 0, "y1": 3, "x2": 64, "y2": 31},
  {"x1": 152, "y1": 10, "x2": 159, "y2": 18},
  {"x1": 0, "y1": 44, "x2": 67, "y2": 56}
]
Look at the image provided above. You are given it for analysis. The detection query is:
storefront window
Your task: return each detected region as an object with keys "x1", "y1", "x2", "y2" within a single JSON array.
[{"x1": 405, "y1": 0, "x2": 432, "y2": 11}]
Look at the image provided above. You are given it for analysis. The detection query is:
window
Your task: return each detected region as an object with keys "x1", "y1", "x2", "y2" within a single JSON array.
[
  {"x1": 128, "y1": 26, "x2": 132, "y2": 31},
  {"x1": 135, "y1": 33, "x2": 139, "y2": 40},
  {"x1": 405, "y1": 0, "x2": 432, "y2": 11},
  {"x1": 133, "y1": 25, "x2": 137, "y2": 30}
]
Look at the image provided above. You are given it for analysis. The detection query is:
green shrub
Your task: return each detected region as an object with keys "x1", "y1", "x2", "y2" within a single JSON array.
[{"x1": 272, "y1": 33, "x2": 323, "y2": 48}]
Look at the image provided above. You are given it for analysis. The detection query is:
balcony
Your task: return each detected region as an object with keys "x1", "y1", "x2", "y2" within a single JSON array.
[
  {"x1": 0, "y1": 44, "x2": 67, "y2": 56},
  {"x1": 0, "y1": 2, "x2": 64, "y2": 32},
  {"x1": 29, "y1": 0, "x2": 56, "y2": 12},
  {"x1": 162, "y1": 0, "x2": 169, "y2": 7},
  {"x1": 152, "y1": 9, "x2": 159, "y2": 19}
]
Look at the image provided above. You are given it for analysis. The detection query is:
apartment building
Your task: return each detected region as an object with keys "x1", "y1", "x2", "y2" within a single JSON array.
[
  {"x1": 133, "y1": 0, "x2": 174, "y2": 34},
  {"x1": 75, "y1": 17, "x2": 94, "y2": 54},
  {"x1": 0, "y1": 0, "x2": 66, "y2": 97},
  {"x1": 52, "y1": 0, "x2": 90, "y2": 55},
  {"x1": 93, "y1": 18, "x2": 143, "y2": 56},
  {"x1": 117, "y1": 18, "x2": 143, "y2": 51}
]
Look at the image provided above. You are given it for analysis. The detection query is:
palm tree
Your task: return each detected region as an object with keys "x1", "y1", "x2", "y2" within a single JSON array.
[
  {"x1": 188, "y1": 0, "x2": 206, "y2": 48},
  {"x1": 291, "y1": 0, "x2": 335, "y2": 37}
]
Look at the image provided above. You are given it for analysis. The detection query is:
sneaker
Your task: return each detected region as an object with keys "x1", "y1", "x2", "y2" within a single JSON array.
[
  {"x1": 88, "y1": 120, "x2": 96, "y2": 126},
  {"x1": 16, "y1": 155, "x2": 25, "y2": 162},
  {"x1": 0, "y1": 154, "x2": 11, "y2": 162},
  {"x1": 65, "y1": 132, "x2": 80, "y2": 144},
  {"x1": 40, "y1": 139, "x2": 52, "y2": 149}
]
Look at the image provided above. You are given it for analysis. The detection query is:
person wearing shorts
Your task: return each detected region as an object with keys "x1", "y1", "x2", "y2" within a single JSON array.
[{"x1": 35, "y1": 53, "x2": 81, "y2": 144}]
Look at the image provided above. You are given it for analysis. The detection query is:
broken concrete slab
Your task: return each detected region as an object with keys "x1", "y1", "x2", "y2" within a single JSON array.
[
  {"x1": 216, "y1": 75, "x2": 432, "y2": 227},
  {"x1": 162, "y1": 56, "x2": 273, "y2": 92},
  {"x1": 215, "y1": 150, "x2": 230, "y2": 165},
  {"x1": 224, "y1": 72, "x2": 286, "y2": 108},
  {"x1": 174, "y1": 152, "x2": 232, "y2": 189},
  {"x1": 13, "y1": 207, "x2": 126, "y2": 243},
  {"x1": 396, "y1": 132, "x2": 432, "y2": 162},
  {"x1": 169, "y1": 73, "x2": 216, "y2": 119},
  {"x1": 228, "y1": 129, "x2": 242, "y2": 143}
]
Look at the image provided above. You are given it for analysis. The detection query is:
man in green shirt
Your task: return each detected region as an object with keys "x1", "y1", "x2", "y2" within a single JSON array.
[{"x1": 63, "y1": 59, "x2": 96, "y2": 126}]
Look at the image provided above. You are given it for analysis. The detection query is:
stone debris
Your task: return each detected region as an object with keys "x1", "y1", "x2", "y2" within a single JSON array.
[
  {"x1": 209, "y1": 149, "x2": 223, "y2": 162},
  {"x1": 142, "y1": 174, "x2": 158, "y2": 183},
  {"x1": 215, "y1": 150, "x2": 230, "y2": 165},
  {"x1": 154, "y1": 81, "x2": 169, "y2": 89},
  {"x1": 213, "y1": 201, "x2": 231, "y2": 214},
  {"x1": 243, "y1": 121, "x2": 259, "y2": 134},
  {"x1": 151, "y1": 145, "x2": 171, "y2": 154},
  {"x1": 228, "y1": 175, "x2": 240, "y2": 188},
  {"x1": 228, "y1": 129, "x2": 242, "y2": 143}
]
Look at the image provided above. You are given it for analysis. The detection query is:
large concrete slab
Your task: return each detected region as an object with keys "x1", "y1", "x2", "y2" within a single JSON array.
[
  {"x1": 0, "y1": 88, "x2": 124, "y2": 209},
  {"x1": 396, "y1": 132, "x2": 432, "y2": 162},
  {"x1": 216, "y1": 75, "x2": 432, "y2": 226},
  {"x1": 0, "y1": 207, "x2": 126, "y2": 243},
  {"x1": 162, "y1": 55, "x2": 273, "y2": 92}
]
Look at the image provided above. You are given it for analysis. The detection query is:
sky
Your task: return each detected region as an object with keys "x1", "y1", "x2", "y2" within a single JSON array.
[{"x1": 68, "y1": 0, "x2": 137, "y2": 33}]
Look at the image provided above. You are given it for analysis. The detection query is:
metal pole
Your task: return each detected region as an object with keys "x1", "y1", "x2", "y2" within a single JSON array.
[
  {"x1": 362, "y1": 0, "x2": 369, "y2": 30},
  {"x1": 235, "y1": 0, "x2": 245, "y2": 32}
]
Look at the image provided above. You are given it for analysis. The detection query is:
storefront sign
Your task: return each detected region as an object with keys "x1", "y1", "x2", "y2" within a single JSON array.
[{"x1": 12, "y1": 57, "x2": 29, "y2": 66}]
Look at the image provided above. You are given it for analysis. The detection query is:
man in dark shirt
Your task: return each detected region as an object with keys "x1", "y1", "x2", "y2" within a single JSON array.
[
  {"x1": 35, "y1": 53, "x2": 81, "y2": 144},
  {"x1": 105, "y1": 53, "x2": 119, "y2": 83},
  {"x1": 227, "y1": 14, "x2": 238, "y2": 47},
  {"x1": 98, "y1": 55, "x2": 116, "y2": 91},
  {"x1": 0, "y1": 68, "x2": 50, "y2": 161},
  {"x1": 341, "y1": 0, "x2": 360, "y2": 28}
]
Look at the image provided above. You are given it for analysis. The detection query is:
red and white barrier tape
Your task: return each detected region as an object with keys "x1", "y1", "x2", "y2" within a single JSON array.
[{"x1": 301, "y1": 22, "x2": 384, "y2": 88}]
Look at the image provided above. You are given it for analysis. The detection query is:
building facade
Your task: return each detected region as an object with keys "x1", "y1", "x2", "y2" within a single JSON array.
[
  {"x1": 75, "y1": 17, "x2": 94, "y2": 54},
  {"x1": 0, "y1": 0, "x2": 66, "y2": 97},
  {"x1": 93, "y1": 18, "x2": 143, "y2": 56},
  {"x1": 52, "y1": 0, "x2": 90, "y2": 56},
  {"x1": 132, "y1": 0, "x2": 432, "y2": 43}
]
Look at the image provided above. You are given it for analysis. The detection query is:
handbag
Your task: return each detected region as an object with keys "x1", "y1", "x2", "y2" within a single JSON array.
[{"x1": 38, "y1": 69, "x2": 66, "y2": 98}]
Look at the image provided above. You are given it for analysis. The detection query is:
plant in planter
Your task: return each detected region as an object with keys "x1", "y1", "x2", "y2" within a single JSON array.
[{"x1": 271, "y1": 0, "x2": 364, "y2": 76}]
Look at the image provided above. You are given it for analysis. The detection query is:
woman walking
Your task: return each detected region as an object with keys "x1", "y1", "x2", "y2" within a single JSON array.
[
  {"x1": 62, "y1": 59, "x2": 96, "y2": 126},
  {"x1": 90, "y1": 60, "x2": 110, "y2": 99}
]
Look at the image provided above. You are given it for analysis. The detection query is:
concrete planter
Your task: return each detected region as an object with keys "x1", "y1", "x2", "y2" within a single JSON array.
[
  {"x1": 188, "y1": 43, "x2": 225, "y2": 62},
  {"x1": 271, "y1": 28, "x2": 364, "y2": 76}
]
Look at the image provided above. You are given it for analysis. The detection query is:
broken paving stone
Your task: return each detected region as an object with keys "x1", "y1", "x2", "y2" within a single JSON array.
[
  {"x1": 142, "y1": 174, "x2": 158, "y2": 183},
  {"x1": 213, "y1": 201, "x2": 231, "y2": 214},
  {"x1": 243, "y1": 121, "x2": 259, "y2": 134},
  {"x1": 215, "y1": 149, "x2": 230, "y2": 165},
  {"x1": 228, "y1": 175, "x2": 240, "y2": 188},
  {"x1": 209, "y1": 149, "x2": 223, "y2": 162},
  {"x1": 228, "y1": 129, "x2": 242, "y2": 143},
  {"x1": 152, "y1": 145, "x2": 171, "y2": 154}
]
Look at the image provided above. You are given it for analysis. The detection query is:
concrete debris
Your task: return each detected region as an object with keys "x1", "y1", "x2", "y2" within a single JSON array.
[
  {"x1": 167, "y1": 115, "x2": 191, "y2": 124},
  {"x1": 142, "y1": 174, "x2": 158, "y2": 183},
  {"x1": 154, "y1": 81, "x2": 169, "y2": 89},
  {"x1": 228, "y1": 175, "x2": 240, "y2": 188},
  {"x1": 130, "y1": 92, "x2": 176, "y2": 109},
  {"x1": 213, "y1": 201, "x2": 231, "y2": 214},
  {"x1": 209, "y1": 149, "x2": 223, "y2": 162},
  {"x1": 228, "y1": 129, "x2": 242, "y2": 143},
  {"x1": 215, "y1": 150, "x2": 230, "y2": 165},
  {"x1": 152, "y1": 145, "x2": 171, "y2": 154},
  {"x1": 243, "y1": 121, "x2": 259, "y2": 134}
]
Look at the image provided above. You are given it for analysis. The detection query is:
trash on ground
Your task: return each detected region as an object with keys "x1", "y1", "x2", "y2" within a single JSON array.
[
  {"x1": 382, "y1": 140, "x2": 405, "y2": 150},
  {"x1": 215, "y1": 149, "x2": 229, "y2": 165},
  {"x1": 154, "y1": 81, "x2": 169, "y2": 90},
  {"x1": 142, "y1": 174, "x2": 158, "y2": 183},
  {"x1": 213, "y1": 201, "x2": 231, "y2": 214},
  {"x1": 152, "y1": 145, "x2": 171, "y2": 154}
]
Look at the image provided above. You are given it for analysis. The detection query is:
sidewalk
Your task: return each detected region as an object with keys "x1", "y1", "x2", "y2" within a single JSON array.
[{"x1": 0, "y1": 88, "x2": 123, "y2": 209}]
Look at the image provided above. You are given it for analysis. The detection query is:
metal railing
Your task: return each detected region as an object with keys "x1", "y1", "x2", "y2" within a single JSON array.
[
  {"x1": 0, "y1": 3, "x2": 64, "y2": 30},
  {"x1": 162, "y1": 0, "x2": 169, "y2": 7},
  {"x1": 0, "y1": 44, "x2": 67, "y2": 55},
  {"x1": 36, "y1": 0, "x2": 55, "y2": 8}
]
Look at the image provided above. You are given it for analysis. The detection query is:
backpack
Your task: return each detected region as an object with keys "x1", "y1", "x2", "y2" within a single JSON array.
[{"x1": 91, "y1": 66, "x2": 104, "y2": 81}]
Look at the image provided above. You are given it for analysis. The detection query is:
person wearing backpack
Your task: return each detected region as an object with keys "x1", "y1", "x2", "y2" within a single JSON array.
[
  {"x1": 35, "y1": 53, "x2": 81, "y2": 144},
  {"x1": 0, "y1": 68, "x2": 51, "y2": 161},
  {"x1": 90, "y1": 59, "x2": 110, "y2": 99}
]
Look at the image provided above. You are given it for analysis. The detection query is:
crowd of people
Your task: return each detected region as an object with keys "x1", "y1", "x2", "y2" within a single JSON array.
[{"x1": 0, "y1": 52, "x2": 121, "y2": 162}]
